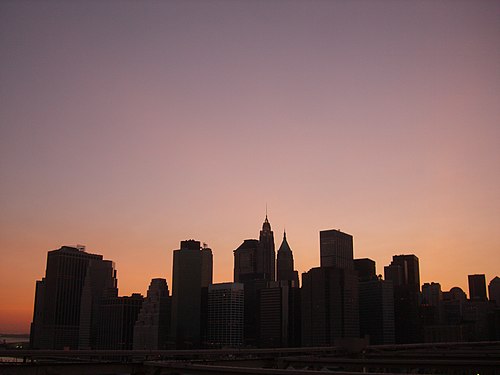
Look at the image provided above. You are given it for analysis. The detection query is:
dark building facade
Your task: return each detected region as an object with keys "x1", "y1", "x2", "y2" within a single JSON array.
[
  {"x1": 259, "y1": 280, "x2": 301, "y2": 348},
  {"x1": 489, "y1": 277, "x2": 500, "y2": 307},
  {"x1": 320, "y1": 229, "x2": 354, "y2": 270},
  {"x1": 30, "y1": 246, "x2": 117, "y2": 349},
  {"x1": 468, "y1": 274, "x2": 487, "y2": 301},
  {"x1": 201, "y1": 246, "x2": 213, "y2": 288},
  {"x1": 207, "y1": 283, "x2": 244, "y2": 347},
  {"x1": 301, "y1": 266, "x2": 359, "y2": 346},
  {"x1": 276, "y1": 231, "x2": 299, "y2": 287},
  {"x1": 96, "y1": 294, "x2": 143, "y2": 349},
  {"x1": 171, "y1": 240, "x2": 212, "y2": 348},
  {"x1": 133, "y1": 278, "x2": 171, "y2": 349},
  {"x1": 358, "y1": 278, "x2": 395, "y2": 344},
  {"x1": 234, "y1": 239, "x2": 260, "y2": 282},
  {"x1": 233, "y1": 216, "x2": 278, "y2": 347},
  {"x1": 355, "y1": 258, "x2": 394, "y2": 345},
  {"x1": 384, "y1": 254, "x2": 421, "y2": 344},
  {"x1": 354, "y1": 258, "x2": 376, "y2": 281},
  {"x1": 258, "y1": 215, "x2": 276, "y2": 281}
]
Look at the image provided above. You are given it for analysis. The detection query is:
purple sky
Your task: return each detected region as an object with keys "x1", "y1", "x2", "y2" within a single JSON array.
[{"x1": 1, "y1": 0, "x2": 499, "y2": 333}]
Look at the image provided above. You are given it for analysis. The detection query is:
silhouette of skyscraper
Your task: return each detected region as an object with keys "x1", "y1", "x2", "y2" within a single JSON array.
[
  {"x1": 355, "y1": 258, "x2": 394, "y2": 345},
  {"x1": 201, "y1": 245, "x2": 213, "y2": 288},
  {"x1": 301, "y1": 266, "x2": 359, "y2": 346},
  {"x1": 258, "y1": 215, "x2": 276, "y2": 281},
  {"x1": 468, "y1": 274, "x2": 487, "y2": 301},
  {"x1": 171, "y1": 240, "x2": 212, "y2": 348},
  {"x1": 384, "y1": 254, "x2": 421, "y2": 343},
  {"x1": 30, "y1": 246, "x2": 117, "y2": 349},
  {"x1": 489, "y1": 277, "x2": 500, "y2": 307},
  {"x1": 421, "y1": 282, "x2": 444, "y2": 327},
  {"x1": 320, "y1": 229, "x2": 354, "y2": 269},
  {"x1": 232, "y1": 215, "x2": 278, "y2": 347},
  {"x1": 354, "y1": 258, "x2": 377, "y2": 281},
  {"x1": 133, "y1": 278, "x2": 171, "y2": 349},
  {"x1": 277, "y1": 231, "x2": 299, "y2": 287},
  {"x1": 96, "y1": 293, "x2": 143, "y2": 349},
  {"x1": 259, "y1": 280, "x2": 301, "y2": 348},
  {"x1": 234, "y1": 239, "x2": 260, "y2": 282},
  {"x1": 207, "y1": 282, "x2": 244, "y2": 347}
]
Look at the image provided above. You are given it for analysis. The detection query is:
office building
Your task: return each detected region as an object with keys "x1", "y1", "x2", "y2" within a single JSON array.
[
  {"x1": 489, "y1": 277, "x2": 500, "y2": 307},
  {"x1": 442, "y1": 287, "x2": 467, "y2": 325},
  {"x1": 201, "y1": 245, "x2": 213, "y2": 288},
  {"x1": 259, "y1": 280, "x2": 301, "y2": 347},
  {"x1": 207, "y1": 283, "x2": 244, "y2": 347},
  {"x1": 355, "y1": 258, "x2": 394, "y2": 345},
  {"x1": 234, "y1": 239, "x2": 260, "y2": 282},
  {"x1": 354, "y1": 258, "x2": 377, "y2": 281},
  {"x1": 384, "y1": 254, "x2": 421, "y2": 343},
  {"x1": 96, "y1": 294, "x2": 143, "y2": 349},
  {"x1": 30, "y1": 246, "x2": 117, "y2": 349},
  {"x1": 171, "y1": 240, "x2": 212, "y2": 348},
  {"x1": 358, "y1": 278, "x2": 395, "y2": 344},
  {"x1": 133, "y1": 278, "x2": 171, "y2": 349},
  {"x1": 320, "y1": 229, "x2": 354, "y2": 269},
  {"x1": 301, "y1": 266, "x2": 359, "y2": 346},
  {"x1": 468, "y1": 274, "x2": 487, "y2": 301}
]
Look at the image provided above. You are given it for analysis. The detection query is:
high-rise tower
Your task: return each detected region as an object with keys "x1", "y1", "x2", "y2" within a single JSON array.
[
  {"x1": 258, "y1": 215, "x2": 276, "y2": 281},
  {"x1": 468, "y1": 274, "x2": 487, "y2": 301},
  {"x1": 320, "y1": 229, "x2": 354, "y2": 270},
  {"x1": 133, "y1": 278, "x2": 171, "y2": 349},
  {"x1": 384, "y1": 254, "x2": 421, "y2": 343},
  {"x1": 277, "y1": 231, "x2": 299, "y2": 287},
  {"x1": 171, "y1": 240, "x2": 212, "y2": 348},
  {"x1": 30, "y1": 246, "x2": 117, "y2": 349}
]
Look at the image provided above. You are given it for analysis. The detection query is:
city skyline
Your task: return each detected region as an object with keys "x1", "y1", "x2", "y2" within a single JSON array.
[{"x1": 1, "y1": 0, "x2": 499, "y2": 334}]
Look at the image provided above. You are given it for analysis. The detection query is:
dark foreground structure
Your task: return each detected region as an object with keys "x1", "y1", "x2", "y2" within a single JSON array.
[{"x1": 1, "y1": 341, "x2": 500, "y2": 375}]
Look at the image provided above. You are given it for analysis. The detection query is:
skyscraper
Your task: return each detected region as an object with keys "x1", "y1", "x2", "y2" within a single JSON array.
[
  {"x1": 207, "y1": 282, "x2": 244, "y2": 348},
  {"x1": 468, "y1": 274, "x2": 487, "y2": 301},
  {"x1": 320, "y1": 229, "x2": 354, "y2": 269},
  {"x1": 201, "y1": 245, "x2": 213, "y2": 288},
  {"x1": 232, "y1": 216, "x2": 277, "y2": 347},
  {"x1": 384, "y1": 254, "x2": 421, "y2": 343},
  {"x1": 259, "y1": 280, "x2": 301, "y2": 347},
  {"x1": 358, "y1": 278, "x2": 395, "y2": 345},
  {"x1": 258, "y1": 215, "x2": 276, "y2": 281},
  {"x1": 276, "y1": 231, "x2": 299, "y2": 287},
  {"x1": 171, "y1": 240, "x2": 212, "y2": 348},
  {"x1": 30, "y1": 246, "x2": 117, "y2": 349},
  {"x1": 489, "y1": 277, "x2": 500, "y2": 307},
  {"x1": 355, "y1": 258, "x2": 395, "y2": 345},
  {"x1": 133, "y1": 278, "x2": 171, "y2": 350},
  {"x1": 96, "y1": 293, "x2": 144, "y2": 349},
  {"x1": 354, "y1": 258, "x2": 377, "y2": 281},
  {"x1": 301, "y1": 266, "x2": 359, "y2": 346},
  {"x1": 234, "y1": 239, "x2": 260, "y2": 282}
]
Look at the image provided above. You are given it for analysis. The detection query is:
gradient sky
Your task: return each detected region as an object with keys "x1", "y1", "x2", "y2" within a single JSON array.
[{"x1": 1, "y1": 0, "x2": 499, "y2": 333}]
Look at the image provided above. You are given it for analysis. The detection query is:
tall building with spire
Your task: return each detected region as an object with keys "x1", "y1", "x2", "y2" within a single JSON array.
[
  {"x1": 258, "y1": 215, "x2": 276, "y2": 281},
  {"x1": 277, "y1": 231, "x2": 299, "y2": 287}
]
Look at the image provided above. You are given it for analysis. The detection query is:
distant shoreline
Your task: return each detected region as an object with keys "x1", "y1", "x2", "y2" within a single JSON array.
[{"x1": 0, "y1": 334, "x2": 30, "y2": 345}]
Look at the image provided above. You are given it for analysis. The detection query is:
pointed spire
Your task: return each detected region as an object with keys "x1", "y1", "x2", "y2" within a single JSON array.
[{"x1": 278, "y1": 230, "x2": 291, "y2": 253}]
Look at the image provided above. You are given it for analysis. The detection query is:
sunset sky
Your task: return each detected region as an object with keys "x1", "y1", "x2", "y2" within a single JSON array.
[{"x1": 1, "y1": 0, "x2": 499, "y2": 333}]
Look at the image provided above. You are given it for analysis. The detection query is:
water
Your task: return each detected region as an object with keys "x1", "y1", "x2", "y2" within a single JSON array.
[{"x1": 0, "y1": 334, "x2": 29, "y2": 362}]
